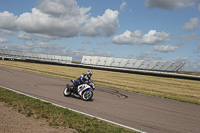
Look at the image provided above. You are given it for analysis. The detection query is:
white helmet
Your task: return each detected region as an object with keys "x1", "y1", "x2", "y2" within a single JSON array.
[{"x1": 87, "y1": 70, "x2": 93, "y2": 77}]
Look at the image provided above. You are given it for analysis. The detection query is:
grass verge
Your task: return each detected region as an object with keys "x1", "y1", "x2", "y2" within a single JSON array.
[
  {"x1": 0, "y1": 87, "x2": 135, "y2": 133},
  {"x1": 0, "y1": 60, "x2": 200, "y2": 104}
]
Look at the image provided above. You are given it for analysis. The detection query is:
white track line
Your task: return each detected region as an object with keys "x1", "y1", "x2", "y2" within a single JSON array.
[{"x1": 0, "y1": 85, "x2": 147, "y2": 133}]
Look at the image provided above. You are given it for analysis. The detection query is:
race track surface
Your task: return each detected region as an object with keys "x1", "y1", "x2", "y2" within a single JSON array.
[{"x1": 0, "y1": 66, "x2": 200, "y2": 133}]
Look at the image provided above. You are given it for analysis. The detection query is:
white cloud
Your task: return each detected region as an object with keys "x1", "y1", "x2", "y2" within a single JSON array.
[
  {"x1": 182, "y1": 17, "x2": 199, "y2": 31},
  {"x1": 7, "y1": 41, "x2": 70, "y2": 56},
  {"x1": 4, "y1": 41, "x2": 112, "y2": 61},
  {"x1": 112, "y1": 30, "x2": 170, "y2": 45},
  {"x1": 17, "y1": 32, "x2": 58, "y2": 41},
  {"x1": 0, "y1": 11, "x2": 18, "y2": 31},
  {"x1": 81, "y1": 9, "x2": 119, "y2": 37},
  {"x1": 38, "y1": 0, "x2": 82, "y2": 18},
  {"x1": 8, "y1": 41, "x2": 57, "y2": 52},
  {"x1": 0, "y1": 0, "x2": 119, "y2": 40},
  {"x1": 0, "y1": 38, "x2": 8, "y2": 43},
  {"x1": 145, "y1": 0, "x2": 198, "y2": 10},
  {"x1": 16, "y1": 8, "x2": 83, "y2": 38},
  {"x1": 154, "y1": 45, "x2": 178, "y2": 52},
  {"x1": 112, "y1": 30, "x2": 142, "y2": 44},
  {"x1": 140, "y1": 30, "x2": 170, "y2": 45},
  {"x1": 0, "y1": 29, "x2": 15, "y2": 36},
  {"x1": 120, "y1": 1, "x2": 127, "y2": 10}
]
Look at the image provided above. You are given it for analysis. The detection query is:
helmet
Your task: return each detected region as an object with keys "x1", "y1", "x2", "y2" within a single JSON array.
[{"x1": 87, "y1": 70, "x2": 93, "y2": 78}]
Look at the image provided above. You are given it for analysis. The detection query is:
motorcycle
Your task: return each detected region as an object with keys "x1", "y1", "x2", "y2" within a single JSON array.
[{"x1": 63, "y1": 80, "x2": 95, "y2": 101}]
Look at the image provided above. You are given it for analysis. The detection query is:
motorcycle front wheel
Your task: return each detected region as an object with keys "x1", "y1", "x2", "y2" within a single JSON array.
[
  {"x1": 82, "y1": 90, "x2": 93, "y2": 101},
  {"x1": 63, "y1": 87, "x2": 71, "y2": 97}
]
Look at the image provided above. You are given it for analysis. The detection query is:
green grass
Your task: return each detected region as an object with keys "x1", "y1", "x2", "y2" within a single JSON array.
[{"x1": 0, "y1": 87, "x2": 135, "y2": 133}]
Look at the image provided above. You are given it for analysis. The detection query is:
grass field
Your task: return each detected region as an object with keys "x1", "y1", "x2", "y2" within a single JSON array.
[
  {"x1": 178, "y1": 71, "x2": 200, "y2": 76},
  {"x1": 0, "y1": 60, "x2": 200, "y2": 104},
  {"x1": 0, "y1": 87, "x2": 135, "y2": 133}
]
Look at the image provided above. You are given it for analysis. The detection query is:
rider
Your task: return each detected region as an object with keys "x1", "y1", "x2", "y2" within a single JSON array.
[{"x1": 73, "y1": 70, "x2": 93, "y2": 93}]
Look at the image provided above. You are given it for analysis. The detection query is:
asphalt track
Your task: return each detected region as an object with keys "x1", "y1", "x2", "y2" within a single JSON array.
[{"x1": 0, "y1": 66, "x2": 200, "y2": 133}]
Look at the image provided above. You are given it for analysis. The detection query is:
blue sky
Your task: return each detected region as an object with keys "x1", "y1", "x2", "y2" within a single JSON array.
[{"x1": 0, "y1": 0, "x2": 200, "y2": 71}]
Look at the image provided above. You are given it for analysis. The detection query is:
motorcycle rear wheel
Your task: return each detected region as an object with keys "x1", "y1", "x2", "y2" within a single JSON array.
[{"x1": 63, "y1": 87, "x2": 71, "y2": 97}]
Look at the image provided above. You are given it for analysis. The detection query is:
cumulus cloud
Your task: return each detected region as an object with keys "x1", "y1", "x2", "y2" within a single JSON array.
[
  {"x1": 0, "y1": 0, "x2": 119, "y2": 40},
  {"x1": 38, "y1": 0, "x2": 82, "y2": 18},
  {"x1": 182, "y1": 17, "x2": 199, "y2": 31},
  {"x1": 154, "y1": 45, "x2": 178, "y2": 52},
  {"x1": 0, "y1": 29, "x2": 15, "y2": 36},
  {"x1": 7, "y1": 41, "x2": 57, "y2": 52},
  {"x1": 0, "y1": 11, "x2": 18, "y2": 31},
  {"x1": 4, "y1": 41, "x2": 112, "y2": 61},
  {"x1": 81, "y1": 9, "x2": 119, "y2": 37},
  {"x1": 120, "y1": 1, "x2": 127, "y2": 10},
  {"x1": 145, "y1": 0, "x2": 198, "y2": 10},
  {"x1": 112, "y1": 30, "x2": 142, "y2": 44},
  {"x1": 140, "y1": 30, "x2": 170, "y2": 45},
  {"x1": 17, "y1": 32, "x2": 59, "y2": 41},
  {"x1": 0, "y1": 38, "x2": 8, "y2": 43},
  {"x1": 112, "y1": 30, "x2": 170, "y2": 45},
  {"x1": 16, "y1": 8, "x2": 86, "y2": 38}
]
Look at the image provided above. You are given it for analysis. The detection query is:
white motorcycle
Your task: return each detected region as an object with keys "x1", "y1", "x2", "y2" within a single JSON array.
[{"x1": 63, "y1": 80, "x2": 95, "y2": 101}]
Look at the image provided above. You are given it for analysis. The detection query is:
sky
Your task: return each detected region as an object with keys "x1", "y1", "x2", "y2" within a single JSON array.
[{"x1": 0, "y1": 0, "x2": 200, "y2": 72}]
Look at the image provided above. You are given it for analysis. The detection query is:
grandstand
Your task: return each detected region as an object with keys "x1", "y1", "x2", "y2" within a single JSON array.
[
  {"x1": 1, "y1": 49, "x2": 200, "y2": 80},
  {"x1": 0, "y1": 49, "x2": 72, "y2": 64},
  {"x1": 81, "y1": 55, "x2": 185, "y2": 73}
]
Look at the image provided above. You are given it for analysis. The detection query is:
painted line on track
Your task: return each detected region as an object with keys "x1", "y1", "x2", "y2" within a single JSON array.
[{"x1": 0, "y1": 85, "x2": 147, "y2": 133}]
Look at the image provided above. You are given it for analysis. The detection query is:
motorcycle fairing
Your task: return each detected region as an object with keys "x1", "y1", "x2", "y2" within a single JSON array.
[{"x1": 77, "y1": 84, "x2": 91, "y2": 96}]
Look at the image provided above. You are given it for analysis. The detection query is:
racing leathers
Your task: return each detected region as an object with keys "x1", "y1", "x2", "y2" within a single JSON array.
[{"x1": 73, "y1": 73, "x2": 91, "y2": 93}]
